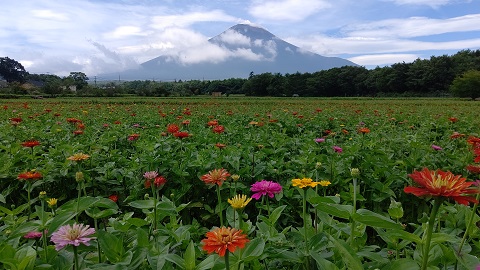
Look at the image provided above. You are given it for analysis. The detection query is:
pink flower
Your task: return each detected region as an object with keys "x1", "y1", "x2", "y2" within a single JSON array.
[
  {"x1": 333, "y1": 146, "x2": 343, "y2": 153},
  {"x1": 431, "y1": 144, "x2": 443, "y2": 151},
  {"x1": 24, "y1": 231, "x2": 45, "y2": 239},
  {"x1": 50, "y1": 223, "x2": 95, "y2": 251},
  {"x1": 250, "y1": 180, "x2": 282, "y2": 200},
  {"x1": 143, "y1": 171, "x2": 158, "y2": 180},
  {"x1": 314, "y1": 138, "x2": 325, "y2": 143}
]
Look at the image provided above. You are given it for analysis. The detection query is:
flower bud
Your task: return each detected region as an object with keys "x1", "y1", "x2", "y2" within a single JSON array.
[
  {"x1": 315, "y1": 162, "x2": 322, "y2": 169},
  {"x1": 39, "y1": 191, "x2": 47, "y2": 199},
  {"x1": 75, "y1": 171, "x2": 84, "y2": 182},
  {"x1": 144, "y1": 193, "x2": 150, "y2": 200},
  {"x1": 351, "y1": 168, "x2": 360, "y2": 177},
  {"x1": 231, "y1": 174, "x2": 240, "y2": 181}
]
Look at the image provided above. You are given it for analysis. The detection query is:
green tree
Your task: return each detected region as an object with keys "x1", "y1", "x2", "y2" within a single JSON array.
[
  {"x1": 0, "y1": 57, "x2": 28, "y2": 83},
  {"x1": 450, "y1": 70, "x2": 480, "y2": 100},
  {"x1": 67, "y1": 72, "x2": 89, "y2": 89}
]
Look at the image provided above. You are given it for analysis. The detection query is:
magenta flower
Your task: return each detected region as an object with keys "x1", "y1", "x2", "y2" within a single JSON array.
[
  {"x1": 333, "y1": 146, "x2": 343, "y2": 153},
  {"x1": 50, "y1": 223, "x2": 95, "y2": 251},
  {"x1": 250, "y1": 180, "x2": 282, "y2": 200},
  {"x1": 431, "y1": 144, "x2": 443, "y2": 151},
  {"x1": 24, "y1": 231, "x2": 44, "y2": 239},
  {"x1": 143, "y1": 171, "x2": 158, "y2": 180},
  {"x1": 314, "y1": 138, "x2": 325, "y2": 143}
]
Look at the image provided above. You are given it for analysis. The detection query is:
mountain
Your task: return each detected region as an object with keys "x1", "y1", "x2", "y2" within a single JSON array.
[{"x1": 105, "y1": 24, "x2": 358, "y2": 81}]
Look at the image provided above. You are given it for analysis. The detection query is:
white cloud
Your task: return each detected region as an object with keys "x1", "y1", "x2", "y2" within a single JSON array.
[
  {"x1": 387, "y1": 0, "x2": 470, "y2": 8},
  {"x1": 348, "y1": 54, "x2": 420, "y2": 66},
  {"x1": 150, "y1": 10, "x2": 238, "y2": 29},
  {"x1": 105, "y1": 26, "x2": 150, "y2": 39},
  {"x1": 31, "y1": 9, "x2": 69, "y2": 21},
  {"x1": 248, "y1": 0, "x2": 331, "y2": 21},
  {"x1": 217, "y1": 30, "x2": 251, "y2": 46}
]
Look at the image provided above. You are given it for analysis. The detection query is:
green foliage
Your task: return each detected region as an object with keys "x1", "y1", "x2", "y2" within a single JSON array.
[
  {"x1": 0, "y1": 57, "x2": 28, "y2": 83},
  {"x1": 450, "y1": 69, "x2": 480, "y2": 99}
]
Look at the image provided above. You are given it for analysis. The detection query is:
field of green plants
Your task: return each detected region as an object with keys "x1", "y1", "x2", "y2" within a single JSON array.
[{"x1": 1, "y1": 97, "x2": 480, "y2": 270}]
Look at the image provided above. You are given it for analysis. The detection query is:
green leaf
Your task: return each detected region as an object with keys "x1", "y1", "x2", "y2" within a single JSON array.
[
  {"x1": 353, "y1": 209, "x2": 402, "y2": 230},
  {"x1": 129, "y1": 200, "x2": 154, "y2": 209},
  {"x1": 328, "y1": 234, "x2": 363, "y2": 270},
  {"x1": 240, "y1": 238, "x2": 265, "y2": 262},
  {"x1": 383, "y1": 258, "x2": 418, "y2": 270},
  {"x1": 195, "y1": 255, "x2": 217, "y2": 270},
  {"x1": 15, "y1": 246, "x2": 36, "y2": 270},
  {"x1": 85, "y1": 208, "x2": 118, "y2": 219},
  {"x1": 269, "y1": 205, "x2": 286, "y2": 225},
  {"x1": 309, "y1": 251, "x2": 339, "y2": 270},
  {"x1": 184, "y1": 241, "x2": 196, "y2": 270},
  {"x1": 97, "y1": 230, "x2": 125, "y2": 263},
  {"x1": 314, "y1": 202, "x2": 352, "y2": 219},
  {"x1": 388, "y1": 199, "x2": 404, "y2": 219},
  {"x1": 127, "y1": 218, "x2": 149, "y2": 228},
  {"x1": 165, "y1": 253, "x2": 185, "y2": 269}
]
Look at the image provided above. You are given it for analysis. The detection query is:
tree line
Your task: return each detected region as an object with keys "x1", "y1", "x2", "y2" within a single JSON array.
[{"x1": 1, "y1": 49, "x2": 480, "y2": 98}]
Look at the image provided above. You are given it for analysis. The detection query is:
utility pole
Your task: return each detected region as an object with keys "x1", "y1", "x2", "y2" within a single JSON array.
[{"x1": 94, "y1": 76, "x2": 97, "y2": 87}]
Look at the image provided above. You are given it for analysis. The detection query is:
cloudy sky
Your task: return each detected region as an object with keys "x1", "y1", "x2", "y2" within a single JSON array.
[{"x1": 1, "y1": 0, "x2": 479, "y2": 78}]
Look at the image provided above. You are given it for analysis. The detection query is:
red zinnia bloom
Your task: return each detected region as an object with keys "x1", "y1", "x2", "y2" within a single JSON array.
[
  {"x1": 467, "y1": 136, "x2": 480, "y2": 148},
  {"x1": 201, "y1": 168, "x2": 230, "y2": 186},
  {"x1": 108, "y1": 194, "x2": 118, "y2": 203},
  {"x1": 466, "y1": 164, "x2": 480, "y2": 174},
  {"x1": 215, "y1": 143, "x2": 226, "y2": 149},
  {"x1": 66, "y1": 118, "x2": 81, "y2": 124},
  {"x1": 201, "y1": 227, "x2": 249, "y2": 257},
  {"x1": 358, "y1": 127, "x2": 370, "y2": 134},
  {"x1": 212, "y1": 125, "x2": 225, "y2": 134},
  {"x1": 18, "y1": 171, "x2": 43, "y2": 181},
  {"x1": 21, "y1": 140, "x2": 40, "y2": 148},
  {"x1": 182, "y1": 120, "x2": 191, "y2": 125},
  {"x1": 144, "y1": 175, "x2": 167, "y2": 189},
  {"x1": 207, "y1": 120, "x2": 218, "y2": 126},
  {"x1": 73, "y1": 130, "x2": 83, "y2": 135},
  {"x1": 404, "y1": 168, "x2": 479, "y2": 205},
  {"x1": 449, "y1": 117, "x2": 458, "y2": 123},
  {"x1": 10, "y1": 117, "x2": 22, "y2": 123},
  {"x1": 474, "y1": 148, "x2": 480, "y2": 163},
  {"x1": 76, "y1": 123, "x2": 86, "y2": 130},
  {"x1": 128, "y1": 133, "x2": 140, "y2": 141},
  {"x1": 167, "y1": 124, "x2": 180, "y2": 134},
  {"x1": 173, "y1": 131, "x2": 189, "y2": 138}
]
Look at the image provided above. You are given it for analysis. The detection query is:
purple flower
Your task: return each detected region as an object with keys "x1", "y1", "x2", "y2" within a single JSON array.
[
  {"x1": 24, "y1": 231, "x2": 44, "y2": 239},
  {"x1": 431, "y1": 144, "x2": 443, "y2": 151},
  {"x1": 314, "y1": 138, "x2": 325, "y2": 143},
  {"x1": 333, "y1": 146, "x2": 343, "y2": 153},
  {"x1": 50, "y1": 223, "x2": 95, "y2": 251},
  {"x1": 143, "y1": 171, "x2": 158, "y2": 180},
  {"x1": 250, "y1": 180, "x2": 282, "y2": 200}
]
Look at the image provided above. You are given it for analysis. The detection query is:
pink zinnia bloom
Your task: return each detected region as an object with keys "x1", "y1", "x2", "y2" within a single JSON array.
[
  {"x1": 250, "y1": 180, "x2": 282, "y2": 200},
  {"x1": 314, "y1": 138, "x2": 325, "y2": 143},
  {"x1": 50, "y1": 223, "x2": 95, "y2": 251},
  {"x1": 431, "y1": 144, "x2": 443, "y2": 151},
  {"x1": 143, "y1": 171, "x2": 158, "y2": 180},
  {"x1": 24, "y1": 231, "x2": 44, "y2": 239},
  {"x1": 332, "y1": 146, "x2": 343, "y2": 153}
]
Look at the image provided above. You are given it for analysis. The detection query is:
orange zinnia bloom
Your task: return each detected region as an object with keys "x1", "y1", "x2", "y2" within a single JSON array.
[
  {"x1": 21, "y1": 140, "x2": 40, "y2": 148},
  {"x1": 450, "y1": 132, "x2": 465, "y2": 139},
  {"x1": 18, "y1": 171, "x2": 43, "y2": 181},
  {"x1": 212, "y1": 125, "x2": 225, "y2": 134},
  {"x1": 404, "y1": 168, "x2": 478, "y2": 205},
  {"x1": 201, "y1": 168, "x2": 230, "y2": 186},
  {"x1": 358, "y1": 127, "x2": 370, "y2": 134},
  {"x1": 166, "y1": 124, "x2": 180, "y2": 134},
  {"x1": 466, "y1": 164, "x2": 480, "y2": 174},
  {"x1": 201, "y1": 227, "x2": 249, "y2": 257},
  {"x1": 173, "y1": 131, "x2": 189, "y2": 138},
  {"x1": 467, "y1": 136, "x2": 480, "y2": 148},
  {"x1": 67, "y1": 153, "x2": 90, "y2": 162}
]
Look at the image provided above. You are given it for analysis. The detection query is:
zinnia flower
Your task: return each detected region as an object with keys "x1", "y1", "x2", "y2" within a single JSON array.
[
  {"x1": 215, "y1": 143, "x2": 226, "y2": 149},
  {"x1": 314, "y1": 138, "x2": 325, "y2": 143},
  {"x1": 450, "y1": 132, "x2": 465, "y2": 139},
  {"x1": 167, "y1": 124, "x2": 180, "y2": 134},
  {"x1": 201, "y1": 168, "x2": 230, "y2": 186},
  {"x1": 358, "y1": 127, "x2": 370, "y2": 134},
  {"x1": 128, "y1": 133, "x2": 140, "y2": 141},
  {"x1": 108, "y1": 194, "x2": 118, "y2": 203},
  {"x1": 173, "y1": 131, "x2": 189, "y2": 138},
  {"x1": 143, "y1": 171, "x2": 158, "y2": 180},
  {"x1": 67, "y1": 153, "x2": 90, "y2": 162},
  {"x1": 18, "y1": 171, "x2": 42, "y2": 181},
  {"x1": 201, "y1": 227, "x2": 249, "y2": 257},
  {"x1": 332, "y1": 146, "x2": 343, "y2": 153},
  {"x1": 431, "y1": 144, "x2": 443, "y2": 151},
  {"x1": 212, "y1": 125, "x2": 225, "y2": 134},
  {"x1": 228, "y1": 194, "x2": 252, "y2": 209},
  {"x1": 292, "y1": 178, "x2": 321, "y2": 189},
  {"x1": 21, "y1": 140, "x2": 40, "y2": 148},
  {"x1": 47, "y1": 198, "x2": 58, "y2": 208},
  {"x1": 318, "y1": 180, "x2": 331, "y2": 187},
  {"x1": 145, "y1": 175, "x2": 167, "y2": 189},
  {"x1": 250, "y1": 180, "x2": 282, "y2": 200},
  {"x1": 24, "y1": 230, "x2": 47, "y2": 239},
  {"x1": 467, "y1": 165, "x2": 480, "y2": 174},
  {"x1": 50, "y1": 223, "x2": 96, "y2": 251},
  {"x1": 404, "y1": 168, "x2": 479, "y2": 205}
]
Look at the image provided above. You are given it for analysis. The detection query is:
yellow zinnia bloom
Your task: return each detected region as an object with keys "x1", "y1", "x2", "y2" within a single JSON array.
[
  {"x1": 318, "y1": 180, "x2": 331, "y2": 187},
  {"x1": 47, "y1": 198, "x2": 58, "y2": 208},
  {"x1": 292, "y1": 178, "x2": 321, "y2": 188},
  {"x1": 228, "y1": 194, "x2": 252, "y2": 209},
  {"x1": 67, "y1": 153, "x2": 90, "y2": 162}
]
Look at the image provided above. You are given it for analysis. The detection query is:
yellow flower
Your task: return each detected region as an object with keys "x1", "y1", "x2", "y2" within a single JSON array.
[
  {"x1": 318, "y1": 180, "x2": 331, "y2": 187},
  {"x1": 67, "y1": 153, "x2": 90, "y2": 162},
  {"x1": 228, "y1": 194, "x2": 252, "y2": 209},
  {"x1": 292, "y1": 178, "x2": 321, "y2": 188},
  {"x1": 231, "y1": 174, "x2": 240, "y2": 181},
  {"x1": 47, "y1": 198, "x2": 58, "y2": 208},
  {"x1": 39, "y1": 191, "x2": 47, "y2": 199}
]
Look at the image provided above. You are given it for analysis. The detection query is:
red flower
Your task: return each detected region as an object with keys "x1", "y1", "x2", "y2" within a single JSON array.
[
  {"x1": 466, "y1": 164, "x2": 480, "y2": 174},
  {"x1": 449, "y1": 117, "x2": 458, "y2": 123},
  {"x1": 167, "y1": 124, "x2": 180, "y2": 134},
  {"x1": 201, "y1": 227, "x2": 249, "y2": 257},
  {"x1": 467, "y1": 136, "x2": 480, "y2": 148},
  {"x1": 9, "y1": 117, "x2": 22, "y2": 123},
  {"x1": 404, "y1": 168, "x2": 478, "y2": 205},
  {"x1": 18, "y1": 171, "x2": 43, "y2": 181},
  {"x1": 173, "y1": 131, "x2": 189, "y2": 138},
  {"x1": 201, "y1": 168, "x2": 230, "y2": 186},
  {"x1": 207, "y1": 120, "x2": 218, "y2": 126},
  {"x1": 358, "y1": 127, "x2": 370, "y2": 134},
  {"x1": 21, "y1": 140, "x2": 40, "y2": 148},
  {"x1": 66, "y1": 118, "x2": 82, "y2": 124},
  {"x1": 144, "y1": 176, "x2": 167, "y2": 189},
  {"x1": 73, "y1": 130, "x2": 84, "y2": 135},
  {"x1": 128, "y1": 134, "x2": 140, "y2": 141},
  {"x1": 212, "y1": 125, "x2": 225, "y2": 134},
  {"x1": 450, "y1": 132, "x2": 465, "y2": 139},
  {"x1": 215, "y1": 143, "x2": 226, "y2": 149},
  {"x1": 108, "y1": 194, "x2": 118, "y2": 203}
]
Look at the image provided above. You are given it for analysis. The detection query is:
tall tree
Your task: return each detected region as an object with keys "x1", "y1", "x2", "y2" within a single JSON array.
[
  {"x1": 450, "y1": 70, "x2": 480, "y2": 100},
  {"x1": 0, "y1": 57, "x2": 28, "y2": 83},
  {"x1": 67, "y1": 72, "x2": 89, "y2": 89}
]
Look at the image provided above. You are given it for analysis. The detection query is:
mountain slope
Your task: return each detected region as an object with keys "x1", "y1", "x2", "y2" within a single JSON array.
[{"x1": 107, "y1": 24, "x2": 357, "y2": 81}]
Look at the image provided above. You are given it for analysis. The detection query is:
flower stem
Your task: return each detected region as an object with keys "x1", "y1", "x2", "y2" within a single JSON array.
[
  {"x1": 27, "y1": 182, "x2": 32, "y2": 221},
  {"x1": 151, "y1": 182, "x2": 157, "y2": 231},
  {"x1": 350, "y1": 178, "x2": 357, "y2": 247},
  {"x1": 217, "y1": 185, "x2": 223, "y2": 227},
  {"x1": 455, "y1": 193, "x2": 480, "y2": 270},
  {"x1": 75, "y1": 184, "x2": 82, "y2": 222},
  {"x1": 421, "y1": 198, "x2": 442, "y2": 270},
  {"x1": 94, "y1": 218, "x2": 102, "y2": 263},
  {"x1": 225, "y1": 251, "x2": 230, "y2": 270},
  {"x1": 73, "y1": 245, "x2": 79, "y2": 270},
  {"x1": 303, "y1": 188, "x2": 310, "y2": 270}
]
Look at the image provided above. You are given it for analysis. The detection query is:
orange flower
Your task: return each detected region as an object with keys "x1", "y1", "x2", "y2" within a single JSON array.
[
  {"x1": 201, "y1": 227, "x2": 249, "y2": 257},
  {"x1": 215, "y1": 143, "x2": 226, "y2": 149},
  {"x1": 358, "y1": 127, "x2": 370, "y2": 134},
  {"x1": 67, "y1": 153, "x2": 90, "y2": 162},
  {"x1": 21, "y1": 140, "x2": 40, "y2": 148},
  {"x1": 201, "y1": 168, "x2": 230, "y2": 186},
  {"x1": 207, "y1": 120, "x2": 218, "y2": 126},
  {"x1": 212, "y1": 125, "x2": 225, "y2": 134},
  {"x1": 466, "y1": 164, "x2": 480, "y2": 174},
  {"x1": 450, "y1": 132, "x2": 465, "y2": 139},
  {"x1": 467, "y1": 136, "x2": 480, "y2": 148},
  {"x1": 173, "y1": 131, "x2": 189, "y2": 138},
  {"x1": 449, "y1": 117, "x2": 458, "y2": 123},
  {"x1": 404, "y1": 168, "x2": 478, "y2": 205},
  {"x1": 18, "y1": 171, "x2": 43, "y2": 181},
  {"x1": 73, "y1": 130, "x2": 84, "y2": 135},
  {"x1": 108, "y1": 194, "x2": 118, "y2": 203},
  {"x1": 167, "y1": 124, "x2": 180, "y2": 134}
]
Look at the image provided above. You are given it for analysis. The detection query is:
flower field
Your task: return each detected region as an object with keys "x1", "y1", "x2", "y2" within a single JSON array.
[{"x1": 1, "y1": 97, "x2": 480, "y2": 269}]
